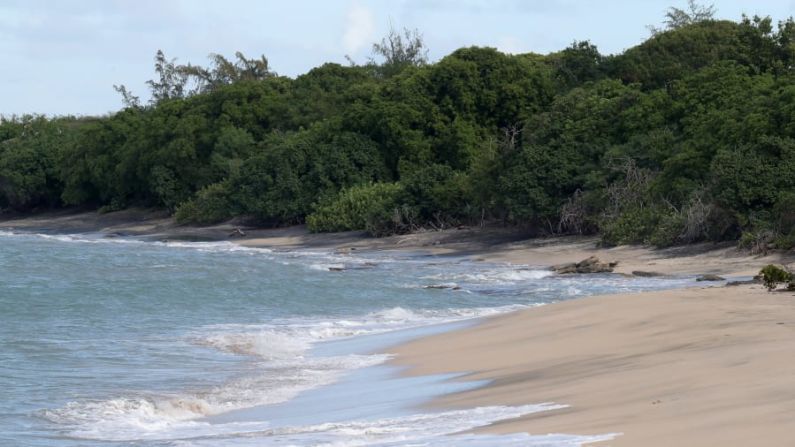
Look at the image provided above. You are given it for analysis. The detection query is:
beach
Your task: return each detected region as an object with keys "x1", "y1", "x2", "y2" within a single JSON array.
[
  {"x1": 2, "y1": 209, "x2": 795, "y2": 446},
  {"x1": 392, "y1": 285, "x2": 795, "y2": 446}
]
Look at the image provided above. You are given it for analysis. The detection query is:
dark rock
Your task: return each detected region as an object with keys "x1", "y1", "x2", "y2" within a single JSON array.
[
  {"x1": 423, "y1": 284, "x2": 461, "y2": 290},
  {"x1": 552, "y1": 256, "x2": 618, "y2": 274},
  {"x1": 726, "y1": 280, "x2": 756, "y2": 287},
  {"x1": 552, "y1": 262, "x2": 578, "y2": 274},
  {"x1": 696, "y1": 274, "x2": 725, "y2": 282},
  {"x1": 347, "y1": 262, "x2": 378, "y2": 270},
  {"x1": 632, "y1": 270, "x2": 665, "y2": 277}
]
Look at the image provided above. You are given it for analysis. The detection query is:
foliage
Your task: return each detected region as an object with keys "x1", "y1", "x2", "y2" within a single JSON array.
[
  {"x1": 759, "y1": 264, "x2": 793, "y2": 291},
  {"x1": 174, "y1": 181, "x2": 235, "y2": 225},
  {"x1": 306, "y1": 182, "x2": 406, "y2": 235},
  {"x1": 4, "y1": 11, "x2": 795, "y2": 249},
  {"x1": 648, "y1": 0, "x2": 717, "y2": 35},
  {"x1": 226, "y1": 126, "x2": 387, "y2": 224},
  {"x1": 368, "y1": 26, "x2": 428, "y2": 77},
  {"x1": 0, "y1": 116, "x2": 81, "y2": 211}
]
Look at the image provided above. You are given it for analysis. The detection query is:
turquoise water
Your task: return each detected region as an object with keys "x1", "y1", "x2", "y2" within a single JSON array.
[{"x1": 0, "y1": 231, "x2": 699, "y2": 446}]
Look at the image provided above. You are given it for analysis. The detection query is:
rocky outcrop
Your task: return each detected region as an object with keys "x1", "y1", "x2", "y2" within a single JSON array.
[
  {"x1": 632, "y1": 270, "x2": 665, "y2": 277},
  {"x1": 552, "y1": 256, "x2": 618, "y2": 274},
  {"x1": 696, "y1": 274, "x2": 725, "y2": 282}
]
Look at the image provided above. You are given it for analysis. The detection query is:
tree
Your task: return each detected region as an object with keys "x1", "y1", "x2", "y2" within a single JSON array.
[
  {"x1": 648, "y1": 1, "x2": 716, "y2": 34},
  {"x1": 146, "y1": 50, "x2": 189, "y2": 103},
  {"x1": 114, "y1": 50, "x2": 273, "y2": 107},
  {"x1": 112, "y1": 84, "x2": 141, "y2": 109},
  {"x1": 551, "y1": 41, "x2": 605, "y2": 90},
  {"x1": 369, "y1": 26, "x2": 428, "y2": 77},
  {"x1": 178, "y1": 52, "x2": 273, "y2": 94}
]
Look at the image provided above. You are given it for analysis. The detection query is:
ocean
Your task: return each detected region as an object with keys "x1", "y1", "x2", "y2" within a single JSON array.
[{"x1": 0, "y1": 230, "x2": 697, "y2": 446}]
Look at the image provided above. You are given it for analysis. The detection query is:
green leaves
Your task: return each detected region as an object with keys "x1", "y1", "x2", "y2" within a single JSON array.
[{"x1": 4, "y1": 15, "x2": 795, "y2": 246}]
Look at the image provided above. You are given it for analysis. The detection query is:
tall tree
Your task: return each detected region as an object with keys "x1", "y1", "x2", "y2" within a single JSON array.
[
  {"x1": 648, "y1": 1, "x2": 717, "y2": 34},
  {"x1": 369, "y1": 26, "x2": 428, "y2": 77}
]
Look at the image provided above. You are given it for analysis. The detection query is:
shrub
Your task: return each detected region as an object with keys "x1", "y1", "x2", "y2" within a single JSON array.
[
  {"x1": 649, "y1": 211, "x2": 685, "y2": 248},
  {"x1": 774, "y1": 231, "x2": 795, "y2": 251},
  {"x1": 306, "y1": 182, "x2": 406, "y2": 235},
  {"x1": 759, "y1": 264, "x2": 793, "y2": 291},
  {"x1": 600, "y1": 206, "x2": 661, "y2": 246},
  {"x1": 738, "y1": 229, "x2": 777, "y2": 255},
  {"x1": 773, "y1": 192, "x2": 795, "y2": 249},
  {"x1": 365, "y1": 203, "x2": 419, "y2": 237},
  {"x1": 174, "y1": 182, "x2": 235, "y2": 225}
]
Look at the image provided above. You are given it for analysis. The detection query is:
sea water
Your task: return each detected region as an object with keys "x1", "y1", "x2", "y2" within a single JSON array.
[{"x1": 0, "y1": 230, "x2": 700, "y2": 446}]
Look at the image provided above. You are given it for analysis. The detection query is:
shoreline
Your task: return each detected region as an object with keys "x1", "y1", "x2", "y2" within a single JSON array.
[
  {"x1": 5, "y1": 209, "x2": 795, "y2": 445},
  {"x1": 2, "y1": 208, "x2": 790, "y2": 277},
  {"x1": 389, "y1": 285, "x2": 795, "y2": 446}
]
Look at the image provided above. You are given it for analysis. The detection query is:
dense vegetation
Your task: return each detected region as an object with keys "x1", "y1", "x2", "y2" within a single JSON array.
[{"x1": 2, "y1": 4, "x2": 795, "y2": 250}]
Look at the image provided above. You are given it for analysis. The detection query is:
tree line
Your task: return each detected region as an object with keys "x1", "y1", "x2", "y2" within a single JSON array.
[{"x1": 2, "y1": 4, "x2": 795, "y2": 250}]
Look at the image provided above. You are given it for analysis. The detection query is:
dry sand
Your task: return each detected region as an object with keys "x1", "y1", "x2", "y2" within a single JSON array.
[{"x1": 392, "y1": 286, "x2": 795, "y2": 446}]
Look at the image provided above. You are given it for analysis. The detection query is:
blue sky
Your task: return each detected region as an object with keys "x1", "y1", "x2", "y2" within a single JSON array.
[{"x1": 2, "y1": 0, "x2": 794, "y2": 116}]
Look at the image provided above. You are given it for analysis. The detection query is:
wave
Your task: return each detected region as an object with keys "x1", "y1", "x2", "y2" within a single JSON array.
[
  {"x1": 174, "y1": 404, "x2": 616, "y2": 446},
  {"x1": 41, "y1": 304, "x2": 534, "y2": 442},
  {"x1": 193, "y1": 305, "x2": 532, "y2": 360},
  {"x1": 46, "y1": 400, "x2": 618, "y2": 445},
  {"x1": 42, "y1": 353, "x2": 388, "y2": 441},
  {"x1": 422, "y1": 268, "x2": 553, "y2": 285}
]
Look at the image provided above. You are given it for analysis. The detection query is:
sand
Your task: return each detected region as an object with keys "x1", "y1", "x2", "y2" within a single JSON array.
[
  {"x1": 2, "y1": 208, "x2": 790, "y2": 277},
  {"x1": 4, "y1": 209, "x2": 795, "y2": 445},
  {"x1": 391, "y1": 286, "x2": 795, "y2": 446}
]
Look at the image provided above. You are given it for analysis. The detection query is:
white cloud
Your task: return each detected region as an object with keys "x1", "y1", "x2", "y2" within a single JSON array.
[{"x1": 342, "y1": 1, "x2": 375, "y2": 55}]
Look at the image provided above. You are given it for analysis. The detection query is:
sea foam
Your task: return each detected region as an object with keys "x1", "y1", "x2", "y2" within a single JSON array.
[{"x1": 171, "y1": 404, "x2": 617, "y2": 446}]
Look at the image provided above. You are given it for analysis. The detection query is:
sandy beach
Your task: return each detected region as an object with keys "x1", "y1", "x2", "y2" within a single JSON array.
[
  {"x1": 1, "y1": 208, "x2": 789, "y2": 277},
  {"x1": 3, "y1": 209, "x2": 795, "y2": 445},
  {"x1": 392, "y1": 280, "x2": 795, "y2": 445}
]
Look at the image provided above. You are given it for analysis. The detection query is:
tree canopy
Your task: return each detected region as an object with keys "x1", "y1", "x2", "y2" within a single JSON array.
[{"x1": 3, "y1": 11, "x2": 795, "y2": 250}]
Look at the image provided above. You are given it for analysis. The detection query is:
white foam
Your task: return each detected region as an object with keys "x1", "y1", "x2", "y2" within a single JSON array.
[
  {"x1": 44, "y1": 303, "x2": 539, "y2": 442},
  {"x1": 423, "y1": 268, "x2": 553, "y2": 285},
  {"x1": 310, "y1": 263, "x2": 346, "y2": 271},
  {"x1": 193, "y1": 304, "x2": 527, "y2": 359},
  {"x1": 175, "y1": 404, "x2": 617, "y2": 446},
  {"x1": 43, "y1": 352, "x2": 389, "y2": 441}
]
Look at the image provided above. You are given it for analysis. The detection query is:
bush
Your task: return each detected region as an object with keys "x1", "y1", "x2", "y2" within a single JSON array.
[
  {"x1": 649, "y1": 211, "x2": 685, "y2": 247},
  {"x1": 759, "y1": 264, "x2": 793, "y2": 291},
  {"x1": 174, "y1": 182, "x2": 235, "y2": 225},
  {"x1": 228, "y1": 127, "x2": 388, "y2": 225},
  {"x1": 600, "y1": 206, "x2": 661, "y2": 246},
  {"x1": 365, "y1": 203, "x2": 419, "y2": 237},
  {"x1": 738, "y1": 228, "x2": 777, "y2": 255},
  {"x1": 306, "y1": 182, "x2": 406, "y2": 235},
  {"x1": 774, "y1": 231, "x2": 795, "y2": 251},
  {"x1": 773, "y1": 192, "x2": 795, "y2": 249}
]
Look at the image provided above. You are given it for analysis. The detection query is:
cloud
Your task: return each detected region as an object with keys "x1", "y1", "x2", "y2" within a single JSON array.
[{"x1": 342, "y1": 2, "x2": 375, "y2": 55}]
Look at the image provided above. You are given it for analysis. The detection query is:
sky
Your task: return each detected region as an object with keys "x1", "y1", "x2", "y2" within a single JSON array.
[{"x1": 2, "y1": 0, "x2": 794, "y2": 116}]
